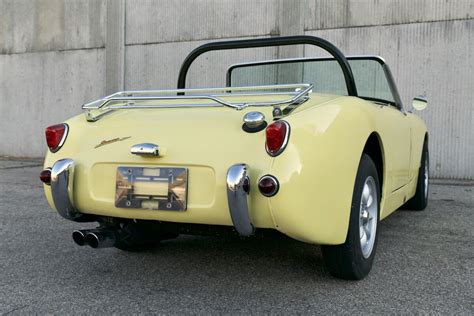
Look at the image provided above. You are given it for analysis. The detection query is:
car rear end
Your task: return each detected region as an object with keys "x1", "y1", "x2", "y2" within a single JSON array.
[{"x1": 41, "y1": 90, "x2": 313, "y2": 238}]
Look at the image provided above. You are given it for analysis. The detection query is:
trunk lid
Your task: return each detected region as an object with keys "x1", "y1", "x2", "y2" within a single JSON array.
[{"x1": 45, "y1": 93, "x2": 338, "y2": 226}]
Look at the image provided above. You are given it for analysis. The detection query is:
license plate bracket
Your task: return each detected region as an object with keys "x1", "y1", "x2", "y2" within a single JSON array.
[{"x1": 115, "y1": 166, "x2": 188, "y2": 211}]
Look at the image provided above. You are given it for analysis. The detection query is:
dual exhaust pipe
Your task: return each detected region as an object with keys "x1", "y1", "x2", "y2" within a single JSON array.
[{"x1": 72, "y1": 229, "x2": 116, "y2": 248}]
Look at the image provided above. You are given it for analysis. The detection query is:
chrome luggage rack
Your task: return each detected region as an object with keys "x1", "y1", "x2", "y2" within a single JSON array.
[{"x1": 82, "y1": 83, "x2": 313, "y2": 121}]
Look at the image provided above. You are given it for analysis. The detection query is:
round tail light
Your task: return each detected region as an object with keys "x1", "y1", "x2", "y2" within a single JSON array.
[
  {"x1": 45, "y1": 123, "x2": 68, "y2": 153},
  {"x1": 265, "y1": 120, "x2": 289, "y2": 156},
  {"x1": 40, "y1": 169, "x2": 52, "y2": 185},
  {"x1": 258, "y1": 175, "x2": 279, "y2": 197}
]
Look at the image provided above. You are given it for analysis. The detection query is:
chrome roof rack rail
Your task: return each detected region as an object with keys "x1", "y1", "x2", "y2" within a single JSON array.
[{"x1": 82, "y1": 83, "x2": 313, "y2": 122}]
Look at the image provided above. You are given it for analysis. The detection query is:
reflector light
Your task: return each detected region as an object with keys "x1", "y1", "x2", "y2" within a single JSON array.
[
  {"x1": 265, "y1": 120, "x2": 289, "y2": 156},
  {"x1": 39, "y1": 169, "x2": 52, "y2": 185},
  {"x1": 45, "y1": 124, "x2": 68, "y2": 152},
  {"x1": 258, "y1": 175, "x2": 279, "y2": 197}
]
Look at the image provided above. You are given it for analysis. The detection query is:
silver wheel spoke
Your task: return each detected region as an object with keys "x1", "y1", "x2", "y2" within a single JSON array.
[
  {"x1": 362, "y1": 185, "x2": 370, "y2": 204},
  {"x1": 364, "y1": 225, "x2": 371, "y2": 240},
  {"x1": 367, "y1": 195, "x2": 373, "y2": 208},
  {"x1": 360, "y1": 229, "x2": 367, "y2": 244},
  {"x1": 359, "y1": 176, "x2": 378, "y2": 259}
]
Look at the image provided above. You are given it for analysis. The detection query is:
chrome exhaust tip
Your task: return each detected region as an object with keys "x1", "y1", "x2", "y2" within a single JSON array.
[{"x1": 84, "y1": 230, "x2": 116, "y2": 249}]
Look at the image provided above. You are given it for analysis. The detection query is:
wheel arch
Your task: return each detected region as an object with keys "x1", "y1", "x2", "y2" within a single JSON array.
[{"x1": 362, "y1": 132, "x2": 385, "y2": 197}]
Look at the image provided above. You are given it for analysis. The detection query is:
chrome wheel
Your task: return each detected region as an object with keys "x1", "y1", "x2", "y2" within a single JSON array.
[
  {"x1": 359, "y1": 176, "x2": 378, "y2": 259},
  {"x1": 424, "y1": 155, "x2": 429, "y2": 199}
]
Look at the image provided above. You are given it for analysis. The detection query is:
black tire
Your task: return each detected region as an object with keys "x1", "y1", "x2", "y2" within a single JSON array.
[
  {"x1": 114, "y1": 222, "x2": 179, "y2": 252},
  {"x1": 321, "y1": 154, "x2": 380, "y2": 280},
  {"x1": 402, "y1": 142, "x2": 429, "y2": 211}
]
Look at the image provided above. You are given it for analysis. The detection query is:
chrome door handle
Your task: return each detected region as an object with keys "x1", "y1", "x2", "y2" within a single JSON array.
[{"x1": 130, "y1": 143, "x2": 160, "y2": 157}]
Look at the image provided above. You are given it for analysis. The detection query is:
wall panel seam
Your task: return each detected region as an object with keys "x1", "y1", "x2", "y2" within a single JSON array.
[
  {"x1": 124, "y1": 33, "x2": 277, "y2": 47},
  {"x1": 304, "y1": 17, "x2": 474, "y2": 32},
  {"x1": 0, "y1": 46, "x2": 105, "y2": 57}
]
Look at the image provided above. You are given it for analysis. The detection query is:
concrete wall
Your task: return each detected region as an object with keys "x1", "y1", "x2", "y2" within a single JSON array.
[
  {"x1": 0, "y1": 0, "x2": 106, "y2": 157},
  {"x1": 1, "y1": 0, "x2": 472, "y2": 179}
]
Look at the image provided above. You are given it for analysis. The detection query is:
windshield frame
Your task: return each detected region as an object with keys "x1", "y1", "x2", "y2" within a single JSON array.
[{"x1": 226, "y1": 55, "x2": 404, "y2": 110}]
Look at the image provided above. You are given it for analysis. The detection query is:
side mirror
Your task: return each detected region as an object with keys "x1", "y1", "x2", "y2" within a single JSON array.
[{"x1": 412, "y1": 96, "x2": 428, "y2": 111}]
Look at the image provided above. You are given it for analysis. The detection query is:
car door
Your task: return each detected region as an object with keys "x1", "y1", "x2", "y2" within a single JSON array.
[
  {"x1": 377, "y1": 105, "x2": 411, "y2": 191},
  {"x1": 348, "y1": 57, "x2": 411, "y2": 191}
]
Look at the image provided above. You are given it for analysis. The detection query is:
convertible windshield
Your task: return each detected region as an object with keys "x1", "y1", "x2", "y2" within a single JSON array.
[{"x1": 228, "y1": 57, "x2": 397, "y2": 106}]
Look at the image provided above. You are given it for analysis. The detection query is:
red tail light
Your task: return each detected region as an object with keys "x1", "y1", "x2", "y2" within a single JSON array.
[
  {"x1": 265, "y1": 120, "x2": 290, "y2": 156},
  {"x1": 45, "y1": 124, "x2": 68, "y2": 152}
]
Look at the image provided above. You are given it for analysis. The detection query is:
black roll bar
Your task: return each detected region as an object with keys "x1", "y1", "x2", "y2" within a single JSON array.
[{"x1": 177, "y1": 35, "x2": 358, "y2": 96}]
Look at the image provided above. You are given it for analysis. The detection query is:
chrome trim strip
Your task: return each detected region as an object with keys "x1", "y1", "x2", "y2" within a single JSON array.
[
  {"x1": 266, "y1": 120, "x2": 290, "y2": 157},
  {"x1": 226, "y1": 164, "x2": 254, "y2": 237},
  {"x1": 50, "y1": 159, "x2": 83, "y2": 221},
  {"x1": 130, "y1": 143, "x2": 160, "y2": 157}
]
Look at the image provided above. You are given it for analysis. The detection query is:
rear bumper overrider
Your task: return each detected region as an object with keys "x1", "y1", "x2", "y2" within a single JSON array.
[
  {"x1": 50, "y1": 159, "x2": 90, "y2": 221},
  {"x1": 226, "y1": 164, "x2": 254, "y2": 236}
]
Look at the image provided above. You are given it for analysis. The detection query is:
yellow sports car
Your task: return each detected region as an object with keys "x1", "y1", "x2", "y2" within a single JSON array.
[{"x1": 40, "y1": 36, "x2": 428, "y2": 280}]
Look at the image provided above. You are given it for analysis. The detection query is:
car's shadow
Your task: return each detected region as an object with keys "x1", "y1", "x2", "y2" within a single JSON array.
[
  {"x1": 73, "y1": 233, "x2": 330, "y2": 285},
  {"x1": 53, "y1": 209, "x2": 420, "y2": 287}
]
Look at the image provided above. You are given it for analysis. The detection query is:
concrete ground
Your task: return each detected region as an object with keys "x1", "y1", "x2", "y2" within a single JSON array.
[{"x1": 0, "y1": 159, "x2": 472, "y2": 314}]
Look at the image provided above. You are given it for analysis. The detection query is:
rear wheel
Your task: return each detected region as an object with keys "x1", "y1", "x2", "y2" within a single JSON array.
[
  {"x1": 403, "y1": 142, "x2": 429, "y2": 210},
  {"x1": 321, "y1": 154, "x2": 380, "y2": 280}
]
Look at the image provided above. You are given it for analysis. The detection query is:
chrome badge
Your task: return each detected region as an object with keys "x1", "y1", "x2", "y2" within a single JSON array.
[{"x1": 94, "y1": 136, "x2": 131, "y2": 149}]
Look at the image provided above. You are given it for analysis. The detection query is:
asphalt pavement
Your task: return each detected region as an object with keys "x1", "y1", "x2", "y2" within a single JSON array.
[{"x1": 0, "y1": 160, "x2": 472, "y2": 314}]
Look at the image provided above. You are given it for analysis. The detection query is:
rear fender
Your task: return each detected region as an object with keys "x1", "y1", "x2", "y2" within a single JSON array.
[{"x1": 269, "y1": 98, "x2": 378, "y2": 244}]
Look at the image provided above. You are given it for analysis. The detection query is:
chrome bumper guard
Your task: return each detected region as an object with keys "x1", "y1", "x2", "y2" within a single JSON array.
[
  {"x1": 226, "y1": 164, "x2": 254, "y2": 236},
  {"x1": 51, "y1": 159, "x2": 86, "y2": 221}
]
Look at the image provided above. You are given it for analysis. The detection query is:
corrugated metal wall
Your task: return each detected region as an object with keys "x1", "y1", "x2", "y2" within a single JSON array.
[{"x1": 0, "y1": 0, "x2": 472, "y2": 179}]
